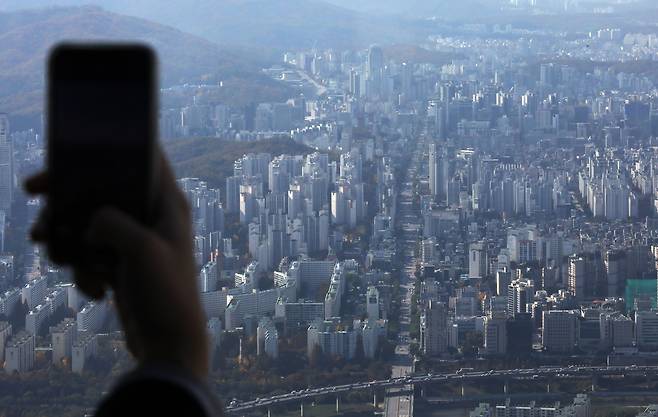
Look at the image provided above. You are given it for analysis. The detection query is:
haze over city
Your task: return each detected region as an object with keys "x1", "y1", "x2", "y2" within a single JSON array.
[{"x1": 3, "y1": 0, "x2": 658, "y2": 416}]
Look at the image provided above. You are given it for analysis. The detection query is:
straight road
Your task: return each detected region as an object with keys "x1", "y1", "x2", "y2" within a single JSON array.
[{"x1": 385, "y1": 134, "x2": 426, "y2": 417}]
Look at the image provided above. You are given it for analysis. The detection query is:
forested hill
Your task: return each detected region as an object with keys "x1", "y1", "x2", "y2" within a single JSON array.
[
  {"x1": 0, "y1": 6, "x2": 289, "y2": 129},
  {"x1": 165, "y1": 137, "x2": 316, "y2": 189}
]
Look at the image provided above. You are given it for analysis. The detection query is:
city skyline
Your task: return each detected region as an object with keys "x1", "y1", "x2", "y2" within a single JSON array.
[{"x1": 4, "y1": 1, "x2": 658, "y2": 417}]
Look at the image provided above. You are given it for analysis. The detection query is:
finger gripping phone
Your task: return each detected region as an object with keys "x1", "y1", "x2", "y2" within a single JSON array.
[{"x1": 47, "y1": 43, "x2": 157, "y2": 263}]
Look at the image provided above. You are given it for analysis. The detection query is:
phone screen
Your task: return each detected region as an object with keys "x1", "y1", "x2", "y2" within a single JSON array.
[{"x1": 48, "y1": 44, "x2": 156, "y2": 259}]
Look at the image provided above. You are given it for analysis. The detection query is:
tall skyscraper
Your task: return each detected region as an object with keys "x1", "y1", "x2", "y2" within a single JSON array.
[
  {"x1": 400, "y1": 62, "x2": 413, "y2": 101},
  {"x1": 257, "y1": 317, "x2": 279, "y2": 359},
  {"x1": 429, "y1": 143, "x2": 437, "y2": 195},
  {"x1": 604, "y1": 249, "x2": 626, "y2": 297},
  {"x1": 366, "y1": 45, "x2": 384, "y2": 81},
  {"x1": 496, "y1": 268, "x2": 512, "y2": 296},
  {"x1": 429, "y1": 143, "x2": 449, "y2": 204},
  {"x1": 5, "y1": 331, "x2": 35, "y2": 373},
  {"x1": 507, "y1": 279, "x2": 534, "y2": 317},
  {"x1": 542, "y1": 310, "x2": 579, "y2": 352},
  {"x1": 366, "y1": 286, "x2": 380, "y2": 320},
  {"x1": 349, "y1": 70, "x2": 361, "y2": 98},
  {"x1": 0, "y1": 114, "x2": 13, "y2": 216},
  {"x1": 469, "y1": 241, "x2": 488, "y2": 279},
  {"x1": 568, "y1": 254, "x2": 602, "y2": 301},
  {"x1": 421, "y1": 300, "x2": 447, "y2": 356},
  {"x1": 366, "y1": 45, "x2": 384, "y2": 98},
  {"x1": 225, "y1": 176, "x2": 241, "y2": 214},
  {"x1": 484, "y1": 313, "x2": 507, "y2": 355}
]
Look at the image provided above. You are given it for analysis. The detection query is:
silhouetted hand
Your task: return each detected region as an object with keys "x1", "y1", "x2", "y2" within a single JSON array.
[{"x1": 25, "y1": 150, "x2": 209, "y2": 381}]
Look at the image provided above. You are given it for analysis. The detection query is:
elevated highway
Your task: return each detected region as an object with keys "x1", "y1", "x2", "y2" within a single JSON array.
[{"x1": 225, "y1": 365, "x2": 658, "y2": 414}]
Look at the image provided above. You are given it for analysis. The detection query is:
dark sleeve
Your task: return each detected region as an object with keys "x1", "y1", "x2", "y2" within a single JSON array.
[{"x1": 95, "y1": 365, "x2": 224, "y2": 417}]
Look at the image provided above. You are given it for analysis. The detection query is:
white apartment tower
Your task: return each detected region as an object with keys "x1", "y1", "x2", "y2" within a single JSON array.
[
  {"x1": 5, "y1": 331, "x2": 34, "y2": 373},
  {"x1": 469, "y1": 241, "x2": 488, "y2": 279}
]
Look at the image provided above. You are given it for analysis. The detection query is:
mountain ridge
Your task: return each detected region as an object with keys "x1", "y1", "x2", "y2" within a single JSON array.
[
  {"x1": 0, "y1": 6, "x2": 291, "y2": 129},
  {"x1": 0, "y1": 0, "x2": 423, "y2": 48},
  {"x1": 322, "y1": 0, "x2": 505, "y2": 19}
]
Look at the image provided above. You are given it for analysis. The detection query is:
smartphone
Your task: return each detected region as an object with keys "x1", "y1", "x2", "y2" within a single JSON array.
[{"x1": 47, "y1": 43, "x2": 158, "y2": 263}]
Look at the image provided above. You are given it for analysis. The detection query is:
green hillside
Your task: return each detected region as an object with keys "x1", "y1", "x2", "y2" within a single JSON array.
[{"x1": 165, "y1": 137, "x2": 316, "y2": 188}]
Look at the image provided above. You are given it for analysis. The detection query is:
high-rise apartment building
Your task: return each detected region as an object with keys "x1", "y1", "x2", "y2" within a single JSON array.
[
  {"x1": 0, "y1": 114, "x2": 12, "y2": 215},
  {"x1": 600, "y1": 312, "x2": 633, "y2": 350},
  {"x1": 496, "y1": 268, "x2": 512, "y2": 296},
  {"x1": 635, "y1": 310, "x2": 658, "y2": 349},
  {"x1": 257, "y1": 317, "x2": 279, "y2": 359},
  {"x1": 77, "y1": 301, "x2": 108, "y2": 333},
  {"x1": 542, "y1": 310, "x2": 580, "y2": 352},
  {"x1": 366, "y1": 286, "x2": 380, "y2": 320},
  {"x1": 484, "y1": 313, "x2": 507, "y2": 355},
  {"x1": 469, "y1": 241, "x2": 488, "y2": 279},
  {"x1": 507, "y1": 279, "x2": 534, "y2": 317},
  {"x1": 307, "y1": 320, "x2": 357, "y2": 360},
  {"x1": 5, "y1": 331, "x2": 34, "y2": 373},
  {"x1": 50, "y1": 318, "x2": 76, "y2": 366},
  {"x1": 0, "y1": 321, "x2": 11, "y2": 362},
  {"x1": 274, "y1": 299, "x2": 324, "y2": 333},
  {"x1": 421, "y1": 300, "x2": 448, "y2": 356},
  {"x1": 72, "y1": 333, "x2": 98, "y2": 374},
  {"x1": 568, "y1": 255, "x2": 587, "y2": 300},
  {"x1": 22, "y1": 276, "x2": 47, "y2": 310}
]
